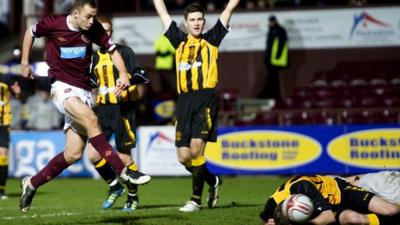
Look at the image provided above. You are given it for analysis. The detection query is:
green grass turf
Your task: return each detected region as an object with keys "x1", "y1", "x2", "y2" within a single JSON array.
[{"x1": 0, "y1": 176, "x2": 287, "y2": 225}]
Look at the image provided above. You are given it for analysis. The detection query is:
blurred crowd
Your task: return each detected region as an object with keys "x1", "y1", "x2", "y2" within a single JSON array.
[
  {"x1": 29, "y1": 0, "x2": 399, "y2": 16},
  {"x1": 130, "y1": 0, "x2": 398, "y2": 12},
  {"x1": 138, "y1": 0, "x2": 400, "y2": 11}
]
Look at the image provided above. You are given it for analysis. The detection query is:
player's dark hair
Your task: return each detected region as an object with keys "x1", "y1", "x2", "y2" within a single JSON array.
[
  {"x1": 273, "y1": 202, "x2": 291, "y2": 225},
  {"x1": 184, "y1": 3, "x2": 204, "y2": 20},
  {"x1": 73, "y1": 0, "x2": 97, "y2": 10}
]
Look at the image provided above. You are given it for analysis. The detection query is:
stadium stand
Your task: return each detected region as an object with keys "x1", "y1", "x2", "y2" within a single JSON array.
[{"x1": 223, "y1": 59, "x2": 400, "y2": 126}]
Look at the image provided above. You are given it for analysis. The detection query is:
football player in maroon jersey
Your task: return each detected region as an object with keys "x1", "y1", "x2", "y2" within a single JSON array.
[{"x1": 19, "y1": 0, "x2": 150, "y2": 213}]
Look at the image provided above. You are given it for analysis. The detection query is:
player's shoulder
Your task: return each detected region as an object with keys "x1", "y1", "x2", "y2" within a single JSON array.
[
  {"x1": 37, "y1": 14, "x2": 67, "y2": 29},
  {"x1": 42, "y1": 14, "x2": 66, "y2": 23}
]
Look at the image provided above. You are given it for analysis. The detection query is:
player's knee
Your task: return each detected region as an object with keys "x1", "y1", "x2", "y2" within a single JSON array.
[
  {"x1": 190, "y1": 139, "x2": 204, "y2": 152},
  {"x1": 177, "y1": 147, "x2": 192, "y2": 165},
  {"x1": 339, "y1": 211, "x2": 367, "y2": 224},
  {"x1": 64, "y1": 151, "x2": 83, "y2": 163},
  {"x1": 86, "y1": 148, "x2": 101, "y2": 163},
  {"x1": 178, "y1": 156, "x2": 191, "y2": 166},
  {"x1": 84, "y1": 113, "x2": 99, "y2": 127}
]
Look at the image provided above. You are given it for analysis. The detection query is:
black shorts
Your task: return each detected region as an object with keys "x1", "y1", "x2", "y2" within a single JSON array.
[
  {"x1": 94, "y1": 102, "x2": 136, "y2": 154},
  {"x1": 0, "y1": 126, "x2": 10, "y2": 148},
  {"x1": 175, "y1": 89, "x2": 218, "y2": 147},
  {"x1": 333, "y1": 178, "x2": 375, "y2": 214}
]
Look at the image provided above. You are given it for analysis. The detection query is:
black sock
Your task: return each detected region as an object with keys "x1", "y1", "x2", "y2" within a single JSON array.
[
  {"x1": 376, "y1": 214, "x2": 400, "y2": 225},
  {"x1": 184, "y1": 161, "x2": 193, "y2": 173},
  {"x1": 190, "y1": 165, "x2": 206, "y2": 205},
  {"x1": 0, "y1": 165, "x2": 7, "y2": 195},
  {"x1": 93, "y1": 158, "x2": 117, "y2": 184},
  {"x1": 126, "y1": 182, "x2": 138, "y2": 196},
  {"x1": 204, "y1": 166, "x2": 217, "y2": 187}
]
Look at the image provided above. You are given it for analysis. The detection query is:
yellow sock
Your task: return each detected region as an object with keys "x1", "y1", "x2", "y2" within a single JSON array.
[
  {"x1": 367, "y1": 214, "x2": 380, "y2": 225},
  {"x1": 192, "y1": 156, "x2": 206, "y2": 166},
  {"x1": 0, "y1": 156, "x2": 8, "y2": 166},
  {"x1": 128, "y1": 163, "x2": 138, "y2": 171},
  {"x1": 94, "y1": 158, "x2": 107, "y2": 168}
]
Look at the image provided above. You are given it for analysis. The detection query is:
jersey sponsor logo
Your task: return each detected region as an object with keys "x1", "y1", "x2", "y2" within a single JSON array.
[
  {"x1": 178, "y1": 61, "x2": 202, "y2": 71},
  {"x1": 205, "y1": 130, "x2": 321, "y2": 170},
  {"x1": 327, "y1": 128, "x2": 400, "y2": 169},
  {"x1": 60, "y1": 46, "x2": 86, "y2": 59}
]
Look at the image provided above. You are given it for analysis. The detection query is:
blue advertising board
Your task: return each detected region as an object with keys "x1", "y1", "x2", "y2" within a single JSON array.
[
  {"x1": 8, "y1": 124, "x2": 400, "y2": 177},
  {"x1": 9, "y1": 131, "x2": 99, "y2": 178},
  {"x1": 205, "y1": 124, "x2": 400, "y2": 175}
]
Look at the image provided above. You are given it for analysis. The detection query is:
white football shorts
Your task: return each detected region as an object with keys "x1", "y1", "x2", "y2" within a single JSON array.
[{"x1": 50, "y1": 80, "x2": 94, "y2": 135}]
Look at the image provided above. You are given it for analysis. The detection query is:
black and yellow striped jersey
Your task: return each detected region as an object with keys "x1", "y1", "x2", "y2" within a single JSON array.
[
  {"x1": 271, "y1": 175, "x2": 341, "y2": 206},
  {"x1": 164, "y1": 20, "x2": 228, "y2": 94},
  {"x1": 0, "y1": 76, "x2": 13, "y2": 126},
  {"x1": 91, "y1": 44, "x2": 140, "y2": 104}
]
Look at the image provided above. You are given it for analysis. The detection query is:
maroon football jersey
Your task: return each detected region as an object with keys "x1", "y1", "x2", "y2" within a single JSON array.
[{"x1": 31, "y1": 15, "x2": 116, "y2": 90}]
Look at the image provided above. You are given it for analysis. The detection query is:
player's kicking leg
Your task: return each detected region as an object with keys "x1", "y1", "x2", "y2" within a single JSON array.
[
  {"x1": 19, "y1": 176, "x2": 36, "y2": 212},
  {"x1": 19, "y1": 129, "x2": 86, "y2": 212}
]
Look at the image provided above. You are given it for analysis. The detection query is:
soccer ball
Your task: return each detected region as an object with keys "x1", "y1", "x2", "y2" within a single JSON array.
[{"x1": 281, "y1": 194, "x2": 314, "y2": 223}]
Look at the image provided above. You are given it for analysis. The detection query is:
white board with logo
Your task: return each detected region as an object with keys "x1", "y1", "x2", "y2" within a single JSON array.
[{"x1": 136, "y1": 126, "x2": 190, "y2": 176}]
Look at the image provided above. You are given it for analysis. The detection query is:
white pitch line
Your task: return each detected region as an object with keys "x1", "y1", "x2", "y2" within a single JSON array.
[{"x1": 1, "y1": 211, "x2": 81, "y2": 220}]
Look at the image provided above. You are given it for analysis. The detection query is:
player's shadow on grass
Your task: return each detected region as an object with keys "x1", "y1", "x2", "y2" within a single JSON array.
[
  {"x1": 111, "y1": 204, "x2": 182, "y2": 211},
  {"x1": 7, "y1": 192, "x2": 52, "y2": 198},
  {"x1": 214, "y1": 202, "x2": 263, "y2": 209}
]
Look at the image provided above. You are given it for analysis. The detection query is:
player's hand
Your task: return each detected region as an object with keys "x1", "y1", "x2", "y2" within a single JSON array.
[
  {"x1": 114, "y1": 73, "x2": 130, "y2": 96},
  {"x1": 21, "y1": 64, "x2": 34, "y2": 79}
]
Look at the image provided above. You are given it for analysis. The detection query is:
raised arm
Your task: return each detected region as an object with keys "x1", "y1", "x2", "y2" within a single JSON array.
[
  {"x1": 153, "y1": 0, "x2": 172, "y2": 30},
  {"x1": 219, "y1": 0, "x2": 240, "y2": 28},
  {"x1": 20, "y1": 28, "x2": 35, "y2": 79}
]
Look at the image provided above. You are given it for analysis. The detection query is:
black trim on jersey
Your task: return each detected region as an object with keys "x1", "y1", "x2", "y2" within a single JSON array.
[
  {"x1": 0, "y1": 87, "x2": 4, "y2": 125},
  {"x1": 164, "y1": 21, "x2": 187, "y2": 48},
  {"x1": 202, "y1": 19, "x2": 229, "y2": 47},
  {"x1": 186, "y1": 44, "x2": 194, "y2": 92},
  {"x1": 197, "y1": 50, "x2": 204, "y2": 89}
]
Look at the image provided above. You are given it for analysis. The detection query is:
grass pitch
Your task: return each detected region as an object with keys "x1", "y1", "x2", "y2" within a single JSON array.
[{"x1": 0, "y1": 176, "x2": 286, "y2": 225}]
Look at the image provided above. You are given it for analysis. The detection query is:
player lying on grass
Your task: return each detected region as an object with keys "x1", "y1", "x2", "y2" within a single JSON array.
[{"x1": 260, "y1": 175, "x2": 400, "y2": 225}]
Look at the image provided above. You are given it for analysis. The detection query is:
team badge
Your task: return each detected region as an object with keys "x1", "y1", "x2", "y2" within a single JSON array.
[
  {"x1": 57, "y1": 37, "x2": 66, "y2": 42},
  {"x1": 81, "y1": 34, "x2": 90, "y2": 43},
  {"x1": 64, "y1": 88, "x2": 72, "y2": 93}
]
